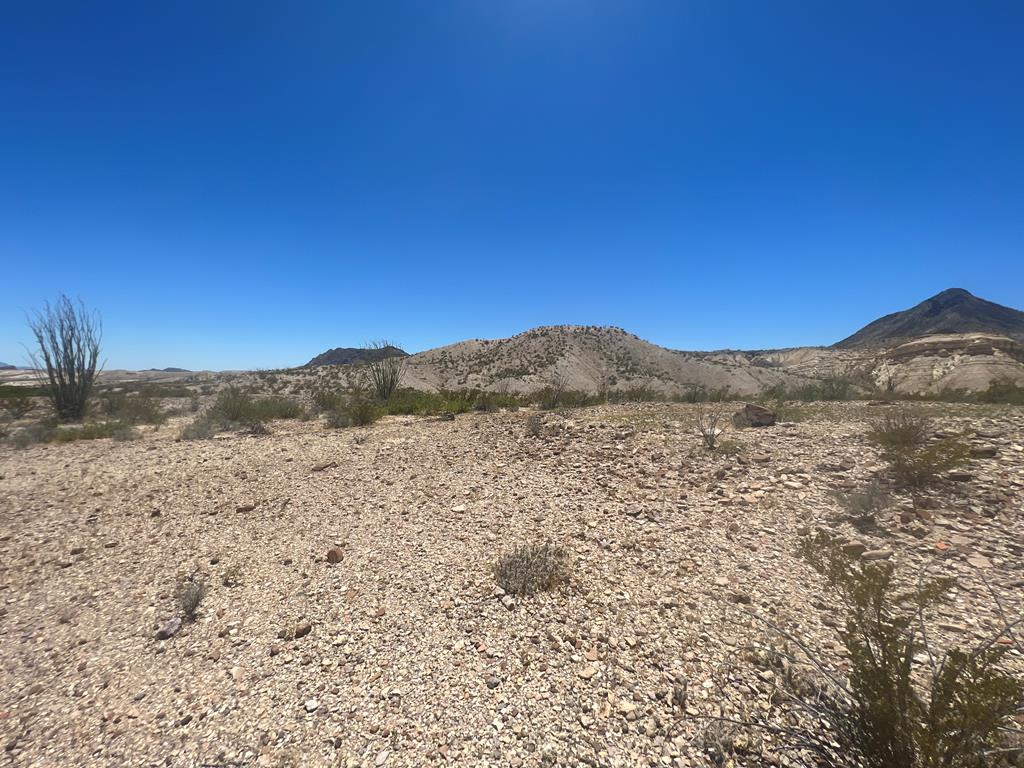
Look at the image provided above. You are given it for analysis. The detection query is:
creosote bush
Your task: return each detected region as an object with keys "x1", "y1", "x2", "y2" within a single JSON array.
[
  {"x1": 98, "y1": 391, "x2": 166, "y2": 425},
  {"x1": 867, "y1": 409, "x2": 969, "y2": 488},
  {"x1": 726, "y1": 532, "x2": 1024, "y2": 768},
  {"x1": 180, "y1": 387, "x2": 305, "y2": 439},
  {"x1": 326, "y1": 390, "x2": 381, "y2": 428},
  {"x1": 493, "y1": 542, "x2": 569, "y2": 596}
]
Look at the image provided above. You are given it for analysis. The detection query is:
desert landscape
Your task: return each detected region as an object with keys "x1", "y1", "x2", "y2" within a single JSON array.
[
  {"x1": 4, "y1": 4, "x2": 1024, "y2": 765},
  {"x1": 2, "y1": 290, "x2": 1024, "y2": 767}
]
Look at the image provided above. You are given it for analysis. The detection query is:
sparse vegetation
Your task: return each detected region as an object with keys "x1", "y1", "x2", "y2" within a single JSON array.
[
  {"x1": 494, "y1": 542, "x2": 569, "y2": 596},
  {"x1": 176, "y1": 577, "x2": 207, "y2": 620},
  {"x1": 366, "y1": 340, "x2": 406, "y2": 401},
  {"x1": 867, "y1": 409, "x2": 970, "y2": 487},
  {"x1": 525, "y1": 413, "x2": 543, "y2": 438},
  {"x1": 97, "y1": 391, "x2": 166, "y2": 425},
  {"x1": 695, "y1": 402, "x2": 729, "y2": 450},
  {"x1": 27, "y1": 294, "x2": 102, "y2": 421},
  {"x1": 50, "y1": 421, "x2": 139, "y2": 443},
  {"x1": 735, "y1": 531, "x2": 1024, "y2": 768},
  {"x1": 180, "y1": 387, "x2": 305, "y2": 438},
  {"x1": 326, "y1": 390, "x2": 381, "y2": 428},
  {"x1": 832, "y1": 479, "x2": 892, "y2": 522}
]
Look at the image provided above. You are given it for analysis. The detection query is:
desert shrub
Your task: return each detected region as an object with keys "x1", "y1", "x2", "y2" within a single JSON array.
[
  {"x1": 50, "y1": 421, "x2": 138, "y2": 443},
  {"x1": 206, "y1": 387, "x2": 305, "y2": 426},
  {"x1": 532, "y1": 379, "x2": 601, "y2": 410},
  {"x1": 607, "y1": 386, "x2": 665, "y2": 403},
  {"x1": 221, "y1": 565, "x2": 243, "y2": 587},
  {"x1": 743, "y1": 531, "x2": 1024, "y2": 768},
  {"x1": 976, "y1": 378, "x2": 1024, "y2": 406},
  {"x1": 2, "y1": 391, "x2": 37, "y2": 421},
  {"x1": 179, "y1": 416, "x2": 217, "y2": 440},
  {"x1": 208, "y1": 387, "x2": 254, "y2": 422},
  {"x1": 27, "y1": 294, "x2": 102, "y2": 421},
  {"x1": 366, "y1": 341, "x2": 406, "y2": 401},
  {"x1": 525, "y1": 413, "x2": 543, "y2": 438},
  {"x1": 327, "y1": 391, "x2": 380, "y2": 428},
  {"x1": 695, "y1": 403, "x2": 729, "y2": 450},
  {"x1": 832, "y1": 479, "x2": 892, "y2": 521},
  {"x1": 674, "y1": 385, "x2": 733, "y2": 404},
  {"x1": 250, "y1": 396, "x2": 304, "y2": 420},
  {"x1": 494, "y1": 542, "x2": 569, "y2": 596},
  {"x1": 311, "y1": 387, "x2": 344, "y2": 413},
  {"x1": 177, "y1": 577, "x2": 207, "y2": 620},
  {"x1": 867, "y1": 410, "x2": 969, "y2": 488},
  {"x1": 98, "y1": 392, "x2": 166, "y2": 425},
  {"x1": 8, "y1": 422, "x2": 56, "y2": 449},
  {"x1": 243, "y1": 420, "x2": 271, "y2": 436}
]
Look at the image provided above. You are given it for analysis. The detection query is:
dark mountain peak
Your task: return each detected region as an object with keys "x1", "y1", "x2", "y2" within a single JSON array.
[
  {"x1": 305, "y1": 345, "x2": 408, "y2": 367},
  {"x1": 933, "y1": 287, "x2": 972, "y2": 300},
  {"x1": 836, "y1": 289, "x2": 1024, "y2": 349}
]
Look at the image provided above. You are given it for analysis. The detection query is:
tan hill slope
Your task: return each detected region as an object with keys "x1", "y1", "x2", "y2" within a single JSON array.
[{"x1": 400, "y1": 325, "x2": 811, "y2": 396}]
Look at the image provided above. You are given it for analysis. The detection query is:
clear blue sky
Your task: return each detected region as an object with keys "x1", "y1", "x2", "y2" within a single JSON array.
[{"x1": 2, "y1": 2, "x2": 1022, "y2": 370}]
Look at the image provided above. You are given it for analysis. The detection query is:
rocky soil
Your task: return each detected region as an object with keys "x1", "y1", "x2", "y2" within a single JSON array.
[{"x1": 1, "y1": 403, "x2": 1022, "y2": 767}]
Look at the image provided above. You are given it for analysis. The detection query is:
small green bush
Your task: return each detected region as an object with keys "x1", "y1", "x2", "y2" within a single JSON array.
[
  {"x1": 327, "y1": 391, "x2": 381, "y2": 428},
  {"x1": 867, "y1": 410, "x2": 969, "y2": 488},
  {"x1": 759, "y1": 531, "x2": 1024, "y2": 768},
  {"x1": 98, "y1": 392, "x2": 166, "y2": 425},
  {"x1": 190, "y1": 387, "x2": 305, "y2": 436}
]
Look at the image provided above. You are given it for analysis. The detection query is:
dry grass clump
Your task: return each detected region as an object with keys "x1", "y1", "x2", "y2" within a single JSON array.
[
  {"x1": 866, "y1": 409, "x2": 969, "y2": 488},
  {"x1": 695, "y1": 402, "x2": 729, "y2": 450},
  {"x1": 831, "y1": 479, "x2": 892, "y2": 522},
  {"x1": 177, "y1": 577, "x2": 207, "y2": 620},
  {"x1": 493, "y1": 543, "x2": 569, "y2": 596}
]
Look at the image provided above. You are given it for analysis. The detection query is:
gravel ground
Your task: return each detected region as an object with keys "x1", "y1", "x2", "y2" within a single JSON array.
[{"x1": 1, "y1": 402, "x2": 1022, "y2": 767}]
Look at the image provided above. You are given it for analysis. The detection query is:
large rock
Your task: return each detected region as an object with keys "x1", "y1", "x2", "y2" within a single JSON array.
[{"x1": 732, "y1": 403, "x2": 776, "y2": 428}]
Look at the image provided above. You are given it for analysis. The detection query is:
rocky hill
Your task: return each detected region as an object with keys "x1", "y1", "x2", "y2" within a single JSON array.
[
  {"x1": 401, "y1": 325, "x2": 812, "y2": 396},
  {"x1": 835, "y1": 288, "x2": 1024, "y2": 348},
  {"x1": 305, "y1": 345, "x2": 407, "y2": 368}
]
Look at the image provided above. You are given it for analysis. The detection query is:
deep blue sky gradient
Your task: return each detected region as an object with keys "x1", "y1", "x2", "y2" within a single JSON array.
[{"x1": 2, "y1": 2, "x2": 1022, "y2": 369}]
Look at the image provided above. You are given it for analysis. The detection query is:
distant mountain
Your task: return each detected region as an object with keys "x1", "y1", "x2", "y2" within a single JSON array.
[
  {"x1": 835, "y1": 289, "x2": 1024, "y2": 349},
  {"x1": 0, "y1": 362, "x2": 15, "y2": 370},
  {"x1": 305, "y1": 345, "x2": 408, "y2": 367},
  {"x1": 145, "y1": 367, "x2": 191, "y2": 373}
]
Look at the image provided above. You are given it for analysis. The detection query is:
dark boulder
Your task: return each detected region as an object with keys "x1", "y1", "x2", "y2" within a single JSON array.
[{"x1": 732, "y1": 403, "x2": 776, "y2": 428}]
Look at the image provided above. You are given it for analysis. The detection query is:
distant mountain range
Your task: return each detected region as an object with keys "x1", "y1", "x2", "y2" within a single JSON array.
[
  {"x1": 300, "y1": 288, "x2": 1024, "y2": 395},
  {"x1": 835, "y1": 288, "x2": 1024, "y2": 348},
  {"x1": 0, "y1": 362, "x2": 15, "y2": 370}
]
